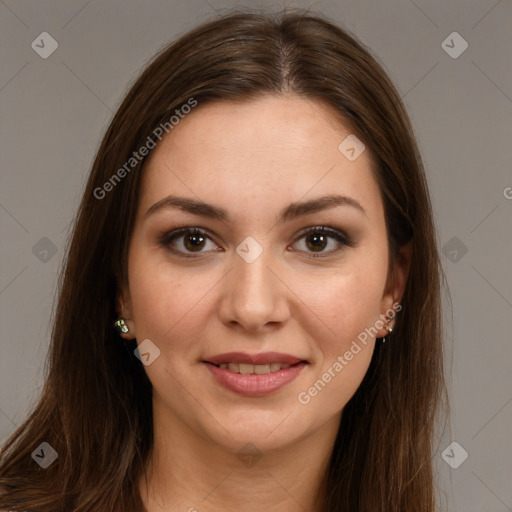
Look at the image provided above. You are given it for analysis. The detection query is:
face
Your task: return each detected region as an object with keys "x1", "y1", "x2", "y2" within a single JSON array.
[{"x1": 117, "y1": 94, "x2": 410, "y2": 453}]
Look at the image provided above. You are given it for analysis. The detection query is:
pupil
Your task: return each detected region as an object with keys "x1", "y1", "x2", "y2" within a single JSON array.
[
  {"x1": 307, "y1": 233, "x2": 326, "y2": 252},
  {"x1": 185, "y1": 233, "x2": 205, "y2": 251}
]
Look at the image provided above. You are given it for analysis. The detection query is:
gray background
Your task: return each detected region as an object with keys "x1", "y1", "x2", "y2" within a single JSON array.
[{"x1": 1, "y1": 0, "x2": 511, "y2": 510}]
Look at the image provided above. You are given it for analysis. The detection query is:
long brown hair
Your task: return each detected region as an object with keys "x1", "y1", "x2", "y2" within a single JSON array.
[{"x1": 0, "y1": 9, "x2": 449, "y2": 511}]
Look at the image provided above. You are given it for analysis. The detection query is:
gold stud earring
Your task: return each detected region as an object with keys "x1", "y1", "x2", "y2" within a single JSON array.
[{"x1": 114, "y1": 318, "x2": 129, "y2": 334}]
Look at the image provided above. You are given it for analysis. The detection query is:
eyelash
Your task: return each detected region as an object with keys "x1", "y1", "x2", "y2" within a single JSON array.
[{"x1": 158, "y1": 225, "x2": 353, "y2": 259}]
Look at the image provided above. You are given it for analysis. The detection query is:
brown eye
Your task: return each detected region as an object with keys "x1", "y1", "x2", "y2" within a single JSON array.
[
  {"x1": 159, "y1": 227, "x2": 219, "y2": 256},
  {"x1": 159, "y1": 225, "x2": 352, "y2": 259},
  {"x1": 305, "y1": 232, "x2": 328, "y2": 252},
  {"x1": 292, "y1": 226, "x2": 352, "y2": 257},
  {"x1": 182, "y1": 232, "x2": 207, "y2": 252}
]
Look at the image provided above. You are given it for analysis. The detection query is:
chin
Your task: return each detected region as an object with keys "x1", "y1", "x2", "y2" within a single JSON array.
[{"x1": 201, "y1": 411, "x2": 307, "y2": 453}]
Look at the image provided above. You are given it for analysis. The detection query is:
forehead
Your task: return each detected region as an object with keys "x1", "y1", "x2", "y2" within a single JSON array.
[{"x1": 138, "y1": 94, "x2": 381, "y2": 222}]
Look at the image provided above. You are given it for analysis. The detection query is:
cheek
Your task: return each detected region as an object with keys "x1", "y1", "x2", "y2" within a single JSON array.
[
  {"x1": 296, "y1": 253, "x2": 388, "y2": 345},
  {"x1": 290, "y1": 250, "x2": 387, "y2": 410},
  {"x1": 127, "y1": 247, "x2": 219, "y2": 355},
  {"x1": 294, "y1": 273, "x2": 383, "y2": 415},
  {"x1": 128, "y1": 247, "x2": 182, "y2": 334}
]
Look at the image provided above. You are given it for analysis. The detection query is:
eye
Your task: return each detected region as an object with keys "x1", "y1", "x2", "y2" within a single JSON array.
[
  {"x1": 158, "y1": 227, "x2": 220, "y2": 257},
  {"x1": 291, "y1": 226, "x2": 352, "y2": 258},
  {"x1": 158, "y1": 225, "x2": 353, "y2": 258}
]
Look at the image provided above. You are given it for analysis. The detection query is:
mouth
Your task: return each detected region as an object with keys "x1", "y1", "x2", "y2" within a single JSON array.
[
  {"x1": 203, "y1": 361, "x2": 305, "y2": 375},
  {"x1": 201, "y1": 352, "x2": 309, "y2": 395},
  {"x1": 202, "y1": 351, "x2": 308, "y2": 374}
]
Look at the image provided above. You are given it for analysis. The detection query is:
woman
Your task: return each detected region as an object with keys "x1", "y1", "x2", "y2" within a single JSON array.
[{"x1": 0, "y1": 10, "x2": 448, "y2": 512}]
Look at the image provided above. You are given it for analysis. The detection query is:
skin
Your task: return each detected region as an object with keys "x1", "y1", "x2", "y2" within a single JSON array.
[{"x1": 117, "y1": 94, "x2": 411, "y2": 511}]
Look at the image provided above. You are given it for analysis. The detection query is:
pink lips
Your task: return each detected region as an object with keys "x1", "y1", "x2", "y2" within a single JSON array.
[
  {"x1": 203, "y1": 351, "x2": 305, "y2": 366},
  {"x1": 202, "y1": 352, "x2": 308, "y2": 396}
]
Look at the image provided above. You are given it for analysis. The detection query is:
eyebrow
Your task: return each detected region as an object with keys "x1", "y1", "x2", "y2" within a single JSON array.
[{"x1": 145, "y1": 193, "x2": 367, "y2": 223}]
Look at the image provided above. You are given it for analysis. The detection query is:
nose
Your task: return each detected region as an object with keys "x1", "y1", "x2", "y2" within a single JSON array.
[{"x1": 218, "y1": 247, "x2": 291, "y2": 334}]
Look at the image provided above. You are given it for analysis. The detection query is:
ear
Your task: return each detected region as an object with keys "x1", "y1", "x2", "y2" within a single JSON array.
[
  {"x1": 378, "y1": 239, "x2": 412, "y2": 336},
  {"x1": 116, "y1": 279, "x2": 136, "y2": 340}
]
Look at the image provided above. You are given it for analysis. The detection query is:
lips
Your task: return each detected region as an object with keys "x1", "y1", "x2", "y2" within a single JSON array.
[
  {"x1": 203, "y1": 360, "x2": 307, "y2": 396},
  {"x1": 202, "y1": 351, "x2": 309, "y2": 395},
  {"x1": 203, "y1": 351, "x2": 306, "y2": 366}
]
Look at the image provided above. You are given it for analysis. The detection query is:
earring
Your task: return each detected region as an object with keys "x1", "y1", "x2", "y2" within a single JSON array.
[
  {"x1": 114, "y1": 318, "x2": 129, "y2": 334},
  {"x1": 382, "y1": 317, "x2": 393, "y2": 343}
]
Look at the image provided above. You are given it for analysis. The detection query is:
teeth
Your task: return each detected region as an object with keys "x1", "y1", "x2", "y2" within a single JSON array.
[
  {"x1": 227, "y1": 362, "x2": 239, "y2": 373},
  {"x1": 239, "y1": 363, "x2": 253, "y2": 375},
  {"x1": 255, "y1": 364, "x2": 271, "y2": 375},
  {"x1": 217, "y1": 362, "x2": 293, "y2": 374}
]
